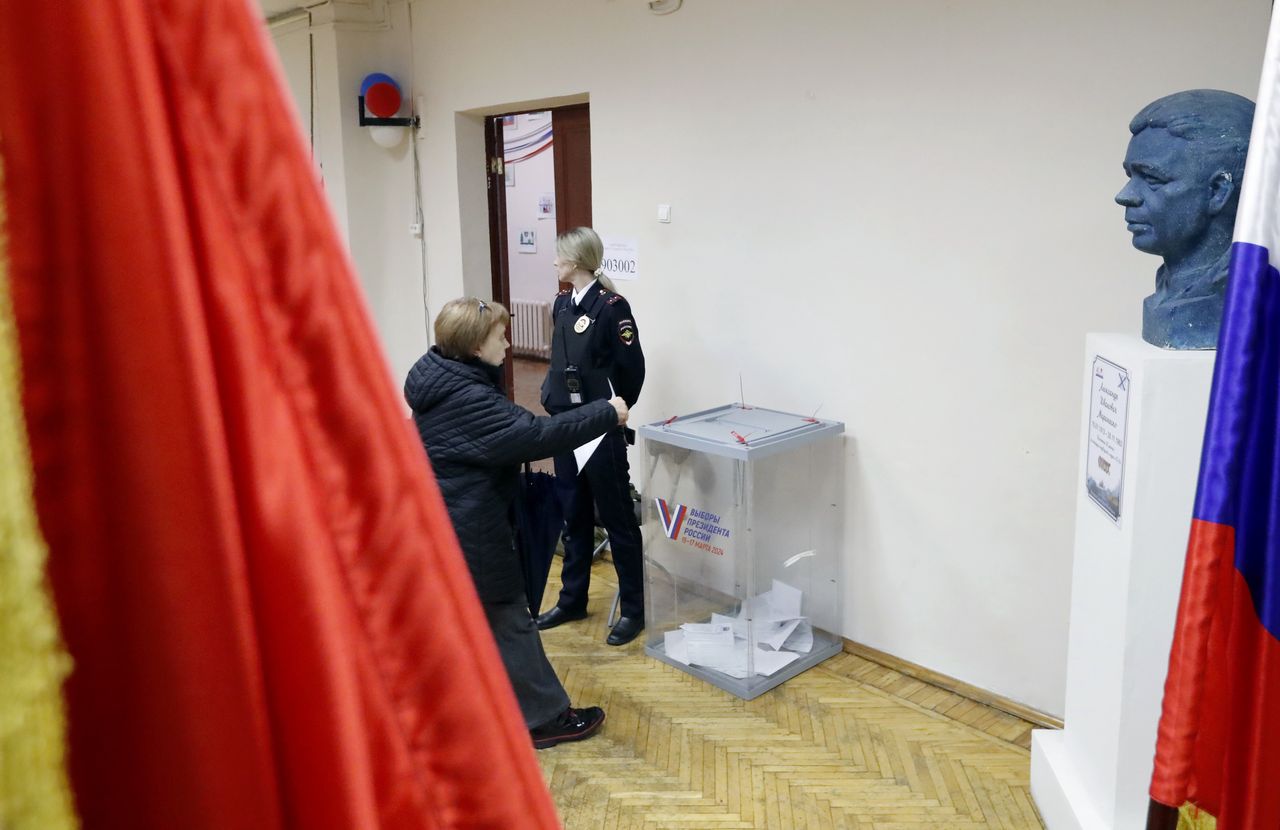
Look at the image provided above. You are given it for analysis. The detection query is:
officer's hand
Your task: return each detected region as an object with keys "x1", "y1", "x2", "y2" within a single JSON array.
[{"x1": 609, "y1": 396, "x2": 629, "y2": 425}]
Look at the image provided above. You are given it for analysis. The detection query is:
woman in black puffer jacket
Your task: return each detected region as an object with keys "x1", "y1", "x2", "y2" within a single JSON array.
[{"x1": 404, "y1": 297, "x2": 627, "y2": 749}]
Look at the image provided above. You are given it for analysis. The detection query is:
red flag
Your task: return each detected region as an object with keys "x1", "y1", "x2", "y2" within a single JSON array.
[{"x1": 0, "y1": 1, "x2": 559, "y2": 827}]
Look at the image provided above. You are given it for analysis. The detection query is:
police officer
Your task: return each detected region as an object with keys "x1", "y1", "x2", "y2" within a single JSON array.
[{"x1": 535, "y1": 227, "x2": 646, "y2": 646}]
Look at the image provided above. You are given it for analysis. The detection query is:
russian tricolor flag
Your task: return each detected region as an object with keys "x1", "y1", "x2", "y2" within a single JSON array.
[{"x1": 1149, "y1": 11, "x2": 1280, "y2": 827}]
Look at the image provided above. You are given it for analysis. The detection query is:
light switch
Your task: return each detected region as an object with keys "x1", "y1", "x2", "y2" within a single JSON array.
[{"x1": 657, "y1": 204, "x2": 672, "y2": 223}]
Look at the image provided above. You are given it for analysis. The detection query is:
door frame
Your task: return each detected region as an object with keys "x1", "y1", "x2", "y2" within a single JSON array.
[
  {"x1": 483, "y1": 115, "x2": 514, "y2": 394},
  {"x1": 484, "y1": 102, "x2": 592, "y2": 398}
]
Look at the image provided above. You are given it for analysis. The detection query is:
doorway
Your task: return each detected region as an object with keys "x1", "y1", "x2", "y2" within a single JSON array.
[{"x1": 485, "y1": 103, "x2": 591, "y2": 411}]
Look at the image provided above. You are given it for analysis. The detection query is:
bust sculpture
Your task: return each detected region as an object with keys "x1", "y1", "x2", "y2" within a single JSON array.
[{"x1": 1116, "y1": 89, "x2": 1255, "y2": 350}]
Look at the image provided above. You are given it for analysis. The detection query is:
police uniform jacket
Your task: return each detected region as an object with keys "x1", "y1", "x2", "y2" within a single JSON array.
[
  {"x1": 404, "y1": 347, "x2": 616, "y2": 601},
  {"x1": 541, "y1": 285, "x2": 645, "y2": 413}
]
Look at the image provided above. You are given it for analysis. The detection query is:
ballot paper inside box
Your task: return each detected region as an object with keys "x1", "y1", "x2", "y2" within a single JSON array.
[
  {"x1": 638, "y1": 404, "x2": 845, "y2": 700},
  {"x1": 662, "y1": 580, "x2": 815, "y2": 680}
]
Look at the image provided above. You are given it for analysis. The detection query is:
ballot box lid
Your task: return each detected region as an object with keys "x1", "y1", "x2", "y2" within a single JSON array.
[{"x1": 638, "y1": 403, "x2": 844, "y2": 459}]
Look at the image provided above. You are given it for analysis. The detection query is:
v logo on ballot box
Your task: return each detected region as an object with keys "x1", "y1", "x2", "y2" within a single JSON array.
[{"x1": 655, "y1": 498, "x2": 688, "y2": 540}]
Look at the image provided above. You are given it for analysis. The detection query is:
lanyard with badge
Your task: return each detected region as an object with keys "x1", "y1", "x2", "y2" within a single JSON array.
[{"x1": 561, "y1": 302, "x2": 593, "y2": 404}]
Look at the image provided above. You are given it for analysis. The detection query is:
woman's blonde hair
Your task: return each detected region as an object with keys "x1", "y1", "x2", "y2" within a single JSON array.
[
  {"x1": 434, "y1": 297, "x2": 510, "y2": 360},
  {"x1": 557, "y1": 226, "x2": 619, "y2": 294}
]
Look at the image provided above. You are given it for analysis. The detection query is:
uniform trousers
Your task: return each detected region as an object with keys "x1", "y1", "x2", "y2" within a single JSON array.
[
  {"x1": 482, "y1": 597, "x2": 569, "y2": 729},
  {"x1": 552, "y1": 428, "x2": 645, "y2": 620}
]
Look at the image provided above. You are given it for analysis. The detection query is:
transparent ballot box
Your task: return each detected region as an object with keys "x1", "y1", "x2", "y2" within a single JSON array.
[{"x1": 638, "y1": 404, "x2": 844, "y2": 699}]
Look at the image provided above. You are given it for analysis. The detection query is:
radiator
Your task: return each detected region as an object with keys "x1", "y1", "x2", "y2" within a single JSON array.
[{"x1": 510, "y1": 299, "x2": 552, "y2": 359}]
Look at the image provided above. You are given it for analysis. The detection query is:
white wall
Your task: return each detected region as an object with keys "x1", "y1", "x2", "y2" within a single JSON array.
[
  {"x1": 296, "y1": 0, "x2": 1271, "y2": 716},
  {"x1": 269, "y1": 17, "x2": 313, "y2": 147},
  {"x1": 503, "y1": 111, "x2": 559, "y2": 302},
  {"x1": 269, "y1": 2, "x2": 429, "y2": 390}
]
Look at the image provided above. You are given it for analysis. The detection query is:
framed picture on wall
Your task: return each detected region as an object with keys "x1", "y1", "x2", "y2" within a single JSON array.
[
  {"x1": 518, "y1": 229, "x2": 536, "y2": 254},
  {"x1": 537, "y1": 193, "x2": 554, "y2": 217},
  {"x1": 504, "y1": 165, "x2": 514, "y2": 187}
]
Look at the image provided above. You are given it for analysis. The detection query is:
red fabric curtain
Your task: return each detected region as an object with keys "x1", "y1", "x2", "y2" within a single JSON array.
[{"x1": 0, "y1": 1, "x2": 559, "y2": 827}]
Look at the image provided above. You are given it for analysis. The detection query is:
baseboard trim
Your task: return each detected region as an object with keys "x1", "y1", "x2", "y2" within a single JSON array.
[{"x1": 841, "y1": 638, "x2": 1064, "y2": 731}]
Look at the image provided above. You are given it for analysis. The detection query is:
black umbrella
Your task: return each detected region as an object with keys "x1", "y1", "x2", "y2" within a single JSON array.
[{"x1": 513, "y1": 462, "x2": 565, "y2": 616}]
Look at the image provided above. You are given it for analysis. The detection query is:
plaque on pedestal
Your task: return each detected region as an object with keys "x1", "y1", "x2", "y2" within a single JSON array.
[
  {"x1": 1031, "y1": 334, "x2": 1214, "y2": 830},
  {"x1": 1085, "y1": 356, "x2": 1130, "y2": 523}
]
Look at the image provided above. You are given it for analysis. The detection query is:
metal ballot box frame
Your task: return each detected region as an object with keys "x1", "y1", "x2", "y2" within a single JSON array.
[{"x1": 638, "y1": 403, "x2": 845, "y2": 700}]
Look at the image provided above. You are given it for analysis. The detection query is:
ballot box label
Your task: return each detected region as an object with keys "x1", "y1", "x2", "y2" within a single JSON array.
[{"x1": 655, "y1": 498, "x2": 731, "y2": 556}]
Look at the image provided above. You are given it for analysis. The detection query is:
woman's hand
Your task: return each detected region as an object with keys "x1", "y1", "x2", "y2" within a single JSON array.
[{"x1": 608, "y1": 396, "x2": 629, "y2": 424}]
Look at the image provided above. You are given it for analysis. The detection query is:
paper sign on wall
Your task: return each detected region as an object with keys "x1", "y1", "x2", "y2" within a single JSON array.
[
  {"x1": 517, "y1": 228, "x2": 536, "y2": 254},
  {"x1": 600, "y1": 235, "x2": 639, "y2": 281}
]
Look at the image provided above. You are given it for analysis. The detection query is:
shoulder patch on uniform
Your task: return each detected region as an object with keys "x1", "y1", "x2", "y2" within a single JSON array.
[
  {"x1": 606, "y1": 294, "x2": 623, "y2": 305},
  {"x1": 618, "y1": 318, "x2": 636, "y2": 346},
  {"x1": 557, "y1": 288, "x2": 570, "y2": 296}
]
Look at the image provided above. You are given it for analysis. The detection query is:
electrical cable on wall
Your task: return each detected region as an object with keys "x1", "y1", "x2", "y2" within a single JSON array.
[
  {"x1": 407, "y1": 0, "x2": 431, "y2": 346},
  {"x1": 307, "y1": 10, "x2": 314, "y2": 152},
  {"x1": 411, "y1": 119, "x2": 429, "y2": 343}
]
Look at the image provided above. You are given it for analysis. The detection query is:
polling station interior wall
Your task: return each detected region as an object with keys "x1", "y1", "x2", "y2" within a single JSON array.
[
  {"x1": 269, "y1": 3, "x2": 428, "y2": 388},
  {"x1": 409, "y1": 0, "x2": 1273, "y2": 718},
  {"x1": 270, "y1": 18, "x2": 312, "y2": 147},
  {"x1": 273, "y1": 0, "x2": 1271, "y2": 717}
]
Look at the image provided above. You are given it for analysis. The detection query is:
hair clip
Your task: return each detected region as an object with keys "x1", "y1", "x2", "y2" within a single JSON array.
[{"x1": 477, "y1": 299, "x2": 488, "y2": 312}]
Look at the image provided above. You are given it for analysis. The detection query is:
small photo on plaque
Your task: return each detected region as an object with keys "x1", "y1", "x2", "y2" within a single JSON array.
[{"x1": 1085, "y1": 356, "x2": 1130, "y2": 523}]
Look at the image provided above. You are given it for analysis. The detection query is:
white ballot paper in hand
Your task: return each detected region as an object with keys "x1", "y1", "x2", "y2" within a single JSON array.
[
  {"x1": 572, "y1": 435, "x2": 604, "y2": 473},
  {"x1": 572, "y1": 379, "x2": 615, "y2": 474}
]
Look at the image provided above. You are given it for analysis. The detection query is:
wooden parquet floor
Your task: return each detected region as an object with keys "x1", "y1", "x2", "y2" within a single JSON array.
[{"x1": 536, "y1": 559, "x2": 1046, "y2": 829}]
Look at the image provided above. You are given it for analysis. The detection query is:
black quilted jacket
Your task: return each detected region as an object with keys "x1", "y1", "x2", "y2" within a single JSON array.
[{"x1": 404, "y1": 347, "x2": 616, "y2": 602}]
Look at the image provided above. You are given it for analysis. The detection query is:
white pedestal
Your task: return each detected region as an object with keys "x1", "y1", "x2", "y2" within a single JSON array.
[{"x1": 1031, "y1": 334, "x2": 1215, "y2": 830}]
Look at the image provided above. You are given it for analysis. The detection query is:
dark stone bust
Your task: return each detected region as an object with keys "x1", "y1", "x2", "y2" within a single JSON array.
[{"x1": 1116, "y1": 89, "x2": 1255, "y2": 350}]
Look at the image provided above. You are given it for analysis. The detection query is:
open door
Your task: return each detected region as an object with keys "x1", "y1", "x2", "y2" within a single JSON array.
[
  {"x1": 552, "y1": 104, "x2": 592, "y2": 237},
  {"x1": 486, "y1": 103, "x2": 592, "y2": 403}
]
